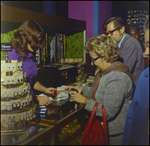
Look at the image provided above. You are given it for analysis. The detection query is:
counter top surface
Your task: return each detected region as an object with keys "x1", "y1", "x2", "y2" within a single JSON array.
[
  {"x1": 37, "y1": 64, "x2": 77, "y2": 70},
  {"x1": 1, "y1": 100, "x2": 84, "y2": 145}
]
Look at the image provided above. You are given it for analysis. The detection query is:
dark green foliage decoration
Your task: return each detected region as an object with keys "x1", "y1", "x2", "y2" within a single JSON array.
[
  {"x1": 1, "y1": 29, "x2": 18, "y2": 60},
  {"x1": 66, "y1": 32, "x2": 84, "y2": 60},
  {"x1": 1, "y1": 30, "x2": 84, "y2": 61}
]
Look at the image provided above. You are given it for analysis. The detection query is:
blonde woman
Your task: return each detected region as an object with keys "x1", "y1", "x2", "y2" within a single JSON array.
[{"x1": 66, "y1": 34, "x2": 135, "y2": 145}]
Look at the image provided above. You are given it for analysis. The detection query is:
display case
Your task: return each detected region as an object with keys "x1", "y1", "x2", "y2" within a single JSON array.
[
  {"x1": 1, "y1": 101, "x2": 88, "y2": 145},
  {"x1": 1, "y1": 5, "x2": 87, "y2": 145},
  {"x1": 34, "y1": 65, "x2": 78, "y2": 95},
  {"x1": 36, "y1": 100, "x2": 88, "y2": 145},
  {"x1": 1, "y1": 5, "x2": 86, "y2": 65},
  {"x1": 126, "y1": 9, "x2": 148, "y2": 45},
  {"x1": 1, "y1": 54, "x2": 37, "y2": 136},
  {"x1": 1, "y1": 123, "x2": 55, "y2": 145}
]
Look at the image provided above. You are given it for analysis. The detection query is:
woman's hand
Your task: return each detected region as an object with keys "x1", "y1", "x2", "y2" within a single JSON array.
[
  {"x1": 65, "y1": 86, "x2": 83, "y2": 94},
  {"x1": 36, "y1": 96, "x2": 53, "y2": 106},
  {"x1": 44, "y1": 87, "x2": 57, "y2": 94},
  {"x1": 33, "y1": 82, "x2": 57, "y2": 95},
  {"x1": 69, "y1": 92, "x2": 88, "y2": 104}
]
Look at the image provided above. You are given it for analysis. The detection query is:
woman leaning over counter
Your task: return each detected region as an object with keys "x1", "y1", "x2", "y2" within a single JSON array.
[
  {"x1": 4, "y1": 20, "x2": 56, "y2": 106},
  {"x1": 66, "y1": 34, "x2": 135, "y2": 145}
]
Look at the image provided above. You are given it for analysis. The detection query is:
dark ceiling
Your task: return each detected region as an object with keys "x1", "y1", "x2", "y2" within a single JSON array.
[
  {"x1": 2, "y1": 1, "x2": 149, "y2": 19},
  {"x1": 1, "y1": 1, "x2": 68, "y2": 17}
]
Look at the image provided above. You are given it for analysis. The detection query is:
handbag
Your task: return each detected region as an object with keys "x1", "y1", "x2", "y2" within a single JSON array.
[{"x1": 80, "y1": 103, "x2": 108, "y2": 145}]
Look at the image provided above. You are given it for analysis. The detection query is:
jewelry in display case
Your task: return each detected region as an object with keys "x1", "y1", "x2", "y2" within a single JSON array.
[
  {"x1": 50, "y1": 34, "x2": 65, "y2": 65},
  {"x1": 127, "y1": 10, "x2": 148, "y2": 43},
  {"x1": 1, "y1": 49, "x2": 36, "y2": 134}
]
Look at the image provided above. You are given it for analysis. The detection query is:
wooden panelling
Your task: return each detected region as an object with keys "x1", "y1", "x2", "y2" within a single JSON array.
[
  {"x1": 32, "y1": 11, "x2": 40, "y2": 23},
  {"x1": 1, "y1": 1, "x2": 43, "y2": 13},
  {"x1": 1, "y1": 5, "x2": 86, "y2": 31},
  {"x1": 32, "y1": 11, "x2": 46, "y2": 26},
  {"x1": 15, "y1": 7, "x2": 23, "y2": 22},
  {"x1": 1, "y1": 5, "x2": 9, "y2": 21},
  {"x1": 21, "y1": 9, "x2": 33, "y2": 23}
]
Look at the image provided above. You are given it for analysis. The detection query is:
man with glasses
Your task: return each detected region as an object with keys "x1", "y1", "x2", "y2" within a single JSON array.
[
  {"x1": 103, "y1": 17, "x2": 146, "y2": 86},
  {"x1": 122, "y1": 16, "x2": 149, "y2": 145}
]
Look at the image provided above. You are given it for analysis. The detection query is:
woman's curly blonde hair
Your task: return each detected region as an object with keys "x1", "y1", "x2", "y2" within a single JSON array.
[{"x1": 84, "y1": 34, "x2": 119, "y2": 63}]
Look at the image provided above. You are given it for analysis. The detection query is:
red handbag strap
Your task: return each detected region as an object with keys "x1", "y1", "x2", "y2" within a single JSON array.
[
  {"x1": 87, "y1": 102, "x2": 99, "y2": 132},
  {"x1": 102, "y1": 105, "x2": 108, "y2": 145},
  {"x1": 86, "y1": 103, "x2": 108, "y2": 145}
]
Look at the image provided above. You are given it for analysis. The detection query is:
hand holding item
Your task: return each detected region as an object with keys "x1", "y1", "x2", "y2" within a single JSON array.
[
  {"x1": 75, "y1": 86, "x2": 83, "y2": 93},
  {"x1": 44, "y1": 87, "x2": 57, "y2": 95},
  {"x1": 65, "y1": 86, "x2": 83, "y2": 94},
  {"x1": 69, "y1": 92, "x2": 89, "y2": 104},
  {"x1": 36, "y1": 96, "x2": 53, "y2": 106},
  {"x1": 52, "y1": 90, "x2": 57, "y2": 99}
]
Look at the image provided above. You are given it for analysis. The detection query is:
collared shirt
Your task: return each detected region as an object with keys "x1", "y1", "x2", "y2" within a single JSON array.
[{"x1": 118, "y1": 34, "x2": 127, "y2": 48}]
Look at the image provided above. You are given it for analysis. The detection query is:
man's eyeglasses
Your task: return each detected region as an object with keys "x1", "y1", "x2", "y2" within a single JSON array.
[
  {"x1": 91, "y1": 56, "x2": 100, "y2": 64},
  {"x1": 106, "y1": 28, "x2": 120, "y2": 36}
]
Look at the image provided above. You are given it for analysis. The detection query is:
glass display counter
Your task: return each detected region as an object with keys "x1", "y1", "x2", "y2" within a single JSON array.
[
  {"x1": 1, "y1": 100, "x2": 87, "y2": 145},
  {"x1": 1, "y1": 81, "x2": 90, "y2": 145},
  {"x1": 1, "y1": 122, "x2": 55, "y2": 145},
  {"x1": 40, "y1": 100, "x2": 85, "y2": 145}
]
